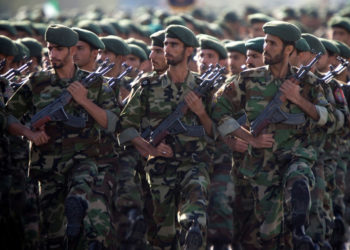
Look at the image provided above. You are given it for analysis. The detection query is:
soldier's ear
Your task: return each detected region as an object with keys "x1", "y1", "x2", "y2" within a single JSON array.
[{"x1": 284, "y1": 44, "x2": 294, "y2": 56}]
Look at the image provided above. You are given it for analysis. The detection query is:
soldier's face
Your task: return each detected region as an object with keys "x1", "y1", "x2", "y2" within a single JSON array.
[
  {"x1": 74, "y1": 41, "x2": 96, "y2": 68},
  {"x1": 197, "y1": 49, "x2": 220, "y2": 74},
  {"x1": 149, "y1": 46, "x2": 167, "y2": 73},
  {"x1": 229, "y1": 51, "x2": 246, "y2": 74},
  {"x1": 263, "y1": 34, "x2": 285, "y2": 65},
  {"x1": 125, "y1": 54, "x2": 141, "y2": 74},
  {"x1": 250, "y1": 22, "x2": 265, "y2": 38},
  {"x1": 164, "y1": 37, "x2": 186, "y2": 66},
  {"x1": 332, "y1": 27, "x2": 350, "y2": 46},
  {"x1": 47, "y1": 42, "x2": 73, "y2": 69},
  {"x1": 246, "y1": 50, "x2": 264, "y2": 68},
  {"x1": 316, "y1": 53, "x2": 329, "y2": 72}
]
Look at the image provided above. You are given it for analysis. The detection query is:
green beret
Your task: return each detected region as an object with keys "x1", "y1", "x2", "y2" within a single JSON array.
[
  {"x1": 223, "y1": 11, "x2": 239, "y2": 23},
  {"x1": 295, "y1": 38, "x2": 311, "y2": 52},
  {"x1": 77, "y1": 20, "x2": 102, "y2": 35},
  {"x1": 128, "y1": 44, "x2": 148, "y2": 61},
  {"x1": 245, "y1": 37, "x2": 265, "y2": 53},
  {"x1": 32, "y1": 23, "x2": 47, "y2": 36},
  {"x1": 165, "y1": 24, "x2": 199, "y2": 48},
  {"x1": 334, "y1": 41, "x2": 350, "y2": 59},
  {"x1": 280, "y1": 7, "x2": 298, "y2": 20},
  {"x1": 20, "y1": 37, "x2": 43, "y2": 58},
  {"x1": 225, "y1": 41, "x2": 246, "y2": 55},
  {"x1": 263, "y1": 21, "x2": 301, "y2": 42},
  {"x1": 72, "y1": 27, "x2": 105, "y2": 50},
  {"x1": 0, "y1": 35, "x2": 17, "y2": 56},
  {"x1": 0, "y1": 20, "x2": 17, "y2": 36},
  {"x1": 14, "y1": 21, "x2": 33, "y2": 35},
  {"x1": 319, "y1": 38, "x2": 340, "y2": 55},
  {"x1": 99, "y1": 22, "x2": 117, "y2": 35},
  {"x1": 301, "y1": 33, "x2": 326, "y2": 54},
  {"x1": 164, "y1": 15, "x2": 186, "y2": 27},
  {"x1": 45, "y1": 24, "x2": 78, "y2": 47},
  {"x1": 101, "y1": 19, "x2": 125, "y2": 34},
  {"x1": 150, "y1": 30, "x2": 165, "y2": 47},
  {"x1": 101, "y1": 35, "x2": 130, "y2": 56},
  {"x1": 13, "y1": 41, "x2": 30, "y2": 63},
  {"x1": 248, "y1": 13, "x2": 274, "y2": 25},
  {"x1": 127, "y1": 38, "x2": 150, "y2": 57},
  {"x1": 328, "y1": 16, "x2": 350, "y2": 33},
  {"x1": 199, "y1": 36, "x2": 227, "y2": 59}
]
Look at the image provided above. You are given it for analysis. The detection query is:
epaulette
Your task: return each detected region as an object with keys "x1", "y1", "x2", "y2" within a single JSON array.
[
  {"x1": 140, "y1": 72, "x2": 161, "y2": 87},
  {"x1": 239, "y1": 65, "x2": 268, "y2": 78}
]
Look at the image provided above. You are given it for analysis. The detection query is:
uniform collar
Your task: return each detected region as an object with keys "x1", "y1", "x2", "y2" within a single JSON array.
[{"x1": 162, "y1": 70, "x2": 197, "y2": 89}]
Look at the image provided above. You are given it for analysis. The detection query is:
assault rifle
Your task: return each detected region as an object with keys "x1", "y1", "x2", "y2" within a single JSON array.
[
  {"x1": 142, "y1": 65, "x2": 226, "y2": 146},
  {"x1": 318, "y1": 57, "x2": 349, "y2": 85},
  {"x1": 250, "y1": 52, "x2": 322, "y2": 136},
  {"x1": 3, "y1": 60, "x2": 33, "y2": 81},
  {"x1": 108, "y1": 63, "x2": 133, "y2": 89},
  {"x1": 30, "y1": 60, "x2": 114, "y2": 129}
]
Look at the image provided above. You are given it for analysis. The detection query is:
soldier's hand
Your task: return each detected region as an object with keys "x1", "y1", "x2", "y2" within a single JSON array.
[
  {"x1": 280, "y1": 79, "x2": 301, "y2": 104},
  {"x1": 26, "y1": 129, "x2": 50, "y2": 146},
  {"x1": 223, "y1": 136, "x2": 248, "y2": 152},
  {"x1": 67, "y1": 81, "x2": 89, "y2": 106},
  {"x1": 185, "y1": 91, "x2": 206, "y2": 117},
  {"x1": 251, "y1": 133, "x2": 274, "y2": 148},
  {"x1": 155, "y1": 142, "x2": 173, "y2": 158}
]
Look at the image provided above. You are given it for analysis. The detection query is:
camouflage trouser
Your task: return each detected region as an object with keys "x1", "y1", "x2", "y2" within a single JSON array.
[
  {"x1": 113, "y1": 149, "x2": 145, "y2": 242},
  {"x1": 237, "y1": 157, "x2": 315, "y2": 250},
  {"x1": 31, "y1": 156, "x2": 112, "y2": 249},
  {"x1": 146, "y1": 153, "x2": 210, "y2": 250},
  {"x1": 207, "y1": 143, "x2": 234, "y2": 245},
  {"x1": 306, "y1": 159, "x2": 329, "y2": 245},
  {"x1": 332, "y1": 158, "x2": 347, "y2": 216},
  {"x1": 232, "y1": 170, "x2": 259, "y2": 250}
]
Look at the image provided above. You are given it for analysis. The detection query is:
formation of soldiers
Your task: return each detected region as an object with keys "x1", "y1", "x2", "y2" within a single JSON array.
[{"x1": 2, "y1": 3, "x2": 350, "y2": 250}]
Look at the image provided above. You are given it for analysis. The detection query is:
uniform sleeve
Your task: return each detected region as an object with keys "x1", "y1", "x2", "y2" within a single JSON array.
[
  {"x1": 97, "y1": 81, "x2": 121, "y2": 133},
  {"x1": 5, "y1": 78, "x2": 33, "y2": 124},
  {"x1": 211, "y1": 77, "x2": 244, "y2": 137},
  {"x1": 118, "y1": 85, "x2": 147, "y2": 145},
  {"x1": 307, "y1": 79, "x2": 336, "y2": 131}
]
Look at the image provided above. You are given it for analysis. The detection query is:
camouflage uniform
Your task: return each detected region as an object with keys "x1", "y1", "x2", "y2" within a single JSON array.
[
  {"x1": 212, "y1": 65, "x2": 334, "y2": 249},
  {"x1": 6, "y1": 67, "x2": 119, "y2": 249},
  {"x1": 119, "y1": 71, "x2": 212, "y2": 249},
  {"x1": 306, "y1": 75, "x2": 343, "y2": 247}
]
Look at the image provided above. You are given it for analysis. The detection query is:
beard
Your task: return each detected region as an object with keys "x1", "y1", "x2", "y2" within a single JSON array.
[
  {"x1": 263, "y1": 50, "x2": 284, "y2": 65},
  {"x1": 51, "y1": 60, "x2": 64, "y2": 69},
  {"x1": 166, "y1": 48, "x2": 186, "y2": 66}
]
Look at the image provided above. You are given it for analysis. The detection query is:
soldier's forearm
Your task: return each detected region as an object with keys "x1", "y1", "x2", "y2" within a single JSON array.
[
  {"x1": 294, "y1": 95, "x2": 319, "y2": 121},
  {"x1": 80, "y1": 99, "x2": 108, "y2": 129},
  {"x1": 198, "y1": 111, "x2": 213, "y2": 137}
]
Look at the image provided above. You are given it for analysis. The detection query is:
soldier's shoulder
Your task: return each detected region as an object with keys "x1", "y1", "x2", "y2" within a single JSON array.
[
  {"x1": 29, "y1": 68, "x2": 54, "y2": 80},
  {"x1": 239, "y1": 66, "x2": 268, "y2": 78},
  {"x1": 139, "y1": 71, "x2": 162, "y2": 87}
]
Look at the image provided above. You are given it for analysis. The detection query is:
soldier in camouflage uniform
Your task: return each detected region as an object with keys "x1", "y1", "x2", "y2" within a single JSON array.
[
  {"x1": 119, "y1": 24, "x2": 214, "y2": 250},
  {"x1": 6, "y1": 24, "x2": 119, "y2": 250},
  {"x1": 212, "y1": 21, "x2": 335, "y2": 249},
  {"x1": 196, "y1": 35, "x2": 235, "y2": 249}
]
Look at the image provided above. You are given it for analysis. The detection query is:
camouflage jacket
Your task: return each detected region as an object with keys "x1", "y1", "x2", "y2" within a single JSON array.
[
  {"x1": 212, "y1": 65, "x2": 335, "y2": 176},
  {"x1": 6, "y1": 66, "x2": 119, "y2": 160},
  {"x1": 119, "y1": 70, "x2": 214, "y2": 155}
]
